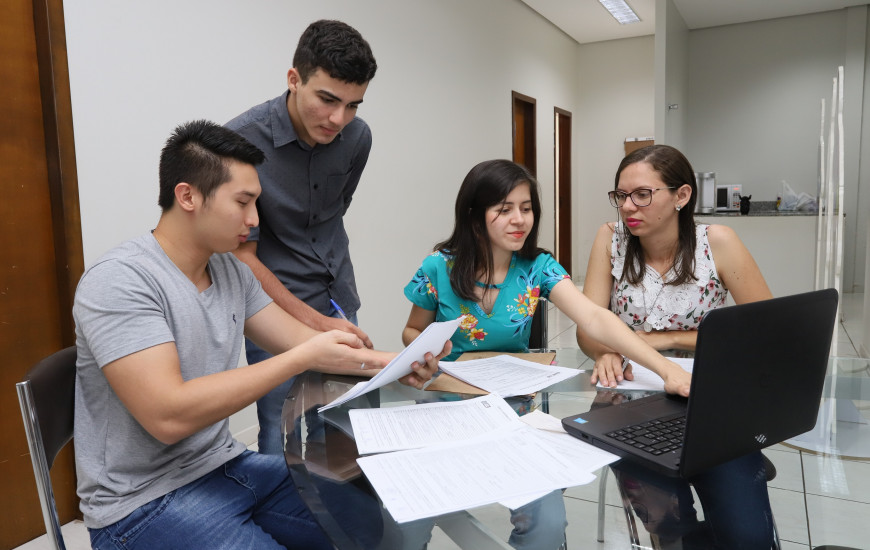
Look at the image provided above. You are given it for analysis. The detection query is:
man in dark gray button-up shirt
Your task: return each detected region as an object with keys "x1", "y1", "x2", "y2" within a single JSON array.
[{"x1": 226, "y1": 20, "x2": 378, "y2": 455}]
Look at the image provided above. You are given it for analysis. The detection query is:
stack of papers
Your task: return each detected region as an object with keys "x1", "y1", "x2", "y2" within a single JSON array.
[
  {"x1": 438, "y1": 354, "x2": 580, "y2": 397},
  {"x1": 349, "y1": 394, "x2": 618, "y2": 523}
]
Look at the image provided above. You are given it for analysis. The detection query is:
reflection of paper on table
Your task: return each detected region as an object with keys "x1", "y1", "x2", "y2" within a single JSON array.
[
  {"x1": 357, "y1": 423, "x2": 618, "y2": 523},
  {"x1": 426, "y1": 352, "x2": 557, "y2": 394},
  {"x1": 349, "y1": 394, "x2": 521, "y2": 455},
  {"x1": 597, "y1": 357, "x2": 694, "y2": 391},
  {"x1": 438, "y1": 354, "x2": 579, "y2": 397},
  {"x1": 519, "y1": 409, "x2": 567, "y2": 433},
  {"x1": 318, "y1": 318, "x2": 460, "y2": 412}
]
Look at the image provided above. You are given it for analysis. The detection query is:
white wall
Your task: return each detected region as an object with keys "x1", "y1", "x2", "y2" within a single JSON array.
[
  {"x1": 655, "y1": 0, "x2": 689, "y2": 148},
  {"x1": 63, "y1": 0, "x2": 579, "y2": 353},
  {"x1": 573, "y1": 36, "x2": 656, "y2": 282},
  {"x1": 685, "y1": 9, "x2": 870, "y2": 292}
]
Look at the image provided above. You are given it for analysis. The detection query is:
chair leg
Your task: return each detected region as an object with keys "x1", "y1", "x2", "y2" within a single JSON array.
[
  {"x1": 597, "y1": 467, "x2": 608, "y2": 542},
  {"x1": 612, "y1": 468, "x2": 642, "y2": 548}
]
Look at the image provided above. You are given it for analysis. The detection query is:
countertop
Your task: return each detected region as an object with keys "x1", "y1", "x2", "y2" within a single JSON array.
[{"x1": 695, "y1": 200, "x2": 818, "y2": 217}]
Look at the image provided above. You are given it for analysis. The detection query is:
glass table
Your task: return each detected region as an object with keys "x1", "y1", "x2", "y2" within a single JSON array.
[{"x1": 281, "y1": 351, "x2": 870, "y2": 549}]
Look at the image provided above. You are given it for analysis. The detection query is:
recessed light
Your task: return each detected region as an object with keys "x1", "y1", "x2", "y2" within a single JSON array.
[{"x1": 599, "y1": 0, "x2": 641, "y2": 25}]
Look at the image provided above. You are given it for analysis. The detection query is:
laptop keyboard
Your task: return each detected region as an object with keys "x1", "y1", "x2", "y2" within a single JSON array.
[{"x1": 605, "y1": 413, "x2": 686, "y2": 456}]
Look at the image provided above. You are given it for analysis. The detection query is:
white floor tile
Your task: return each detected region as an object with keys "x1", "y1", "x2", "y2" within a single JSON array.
[
  {"x1": 764, "y1": 448, "x2": 805, "y2": 493},
  {"x1": 769, "y1": 486, "x2": 810, "y2": 545},
  {"x1": 806, "y1": 493, "x2": 870, "y2": 548},
  {"x1": 802, "y1": 453, "x2": 870, "y2": 504},
  {"x1": 15, "y1": 520, "x2": 90, "y2": 550}
]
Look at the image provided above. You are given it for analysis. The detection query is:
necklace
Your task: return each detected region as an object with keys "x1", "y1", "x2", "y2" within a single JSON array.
[{"x1": 641, "y1": 276, "x2": 666, "y2": 332}]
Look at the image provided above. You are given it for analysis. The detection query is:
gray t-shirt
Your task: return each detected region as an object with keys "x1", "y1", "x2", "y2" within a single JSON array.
[
  {"x1": 72, "y1": 233, "x2": 273, "y2": 528},
  {"x1": 226, "y1": 92, "x2": 371, "y2": 317}
]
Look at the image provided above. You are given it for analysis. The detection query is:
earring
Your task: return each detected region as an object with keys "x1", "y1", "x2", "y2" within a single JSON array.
[{"x1": 675, "y1": 204, "x2": 682, "y2": 211}]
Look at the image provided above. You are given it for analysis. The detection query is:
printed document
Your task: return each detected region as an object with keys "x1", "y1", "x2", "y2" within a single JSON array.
[
  {"x1": 318, "y1": 318, "x2": 460, "y2": 412},
  {"x1": 357, "y1": 422, "x2": 618, "y2": 523},
  {"x1": 438, "y1": 354, "x2": 579, "y2": 397},
  {"x1": 349, "y1": 394, "x2": 521, "y2": 455},
  {"x1": 598, "y1": 357, "x2": 694, "y2": 391}
]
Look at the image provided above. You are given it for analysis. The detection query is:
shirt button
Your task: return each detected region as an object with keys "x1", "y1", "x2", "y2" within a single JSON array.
[
  {"x1": 312, "y1": 237, "x2": 317, "y2": 243},
  {"x1": 313, "y1": 214, "x2": 318, "y2": 220},
  {"x1": 313, "y1": 184, "x2": 319, "y2": 190}
]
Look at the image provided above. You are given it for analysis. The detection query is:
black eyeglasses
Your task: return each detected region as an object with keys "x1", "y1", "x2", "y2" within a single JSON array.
[{"x1": 608, "y1": 187, "x2": 676, "y2": 208}]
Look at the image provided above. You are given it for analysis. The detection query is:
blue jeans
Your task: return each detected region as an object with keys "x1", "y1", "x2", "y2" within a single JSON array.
[
  {"x1": 247, "y1": 311, "x2": 357, "y2": 455},
  {"x1": 612, "y1": 451, "x2": 773, "y2": 549},
  {"x1": 88, "y1": 451, "x2": 332, "y2": 550}
]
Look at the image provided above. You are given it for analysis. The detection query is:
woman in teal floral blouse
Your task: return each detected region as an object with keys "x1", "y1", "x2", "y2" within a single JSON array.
[{"x1": 402, "y1": 159, "x2": 694, "y2": 550}]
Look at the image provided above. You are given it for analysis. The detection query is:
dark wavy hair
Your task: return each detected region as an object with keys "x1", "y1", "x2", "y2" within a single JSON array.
[
  {"x1": 293, "y1": 20, "x2": 377, "y2": 84},
  {"x1": 436, "y1": 160, "x2": 548, "y2": 301},
  {"x1": 158, "y1": 120, "x2": 265, "y2": 211},
  {"x1": 615, "y1": 145, "x2": 698, "y2": 286}
]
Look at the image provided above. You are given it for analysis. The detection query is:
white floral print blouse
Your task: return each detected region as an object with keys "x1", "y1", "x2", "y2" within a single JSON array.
[{"x1": 610, "y1": 223, "x2": 728, "y2": 332}]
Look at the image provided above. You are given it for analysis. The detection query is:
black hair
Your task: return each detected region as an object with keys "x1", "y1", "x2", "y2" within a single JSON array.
[
  {"x1": 436, "y1": 160, "x2": 548, "y2": 301},
  {"x1": 614, "y1": 144, "x2": 698, "y2": 286},
  {"x1": 158, "y1": 120, "x2": 265, "y2": 211},
  {"x1": 293, "y1": 20, "x2": 377, "y2": 84}
]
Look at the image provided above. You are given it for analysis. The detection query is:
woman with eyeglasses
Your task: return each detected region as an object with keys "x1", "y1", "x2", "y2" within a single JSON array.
[{"x1": 578, "y1": 144, "x2": 774, "y2": 549}]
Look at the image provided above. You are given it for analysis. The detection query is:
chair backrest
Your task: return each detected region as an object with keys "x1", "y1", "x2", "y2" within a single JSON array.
[
  {"x1": 528, "y1": 297, "x2": 549, "y2": 349},
  {"x1": 16, "y1": 345, "x2": 76, "y2": 550}
]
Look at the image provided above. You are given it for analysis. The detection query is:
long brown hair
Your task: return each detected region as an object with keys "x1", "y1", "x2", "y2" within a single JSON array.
[{"x1": 614, "y1": 145, "x2": 698, "y2": 286}]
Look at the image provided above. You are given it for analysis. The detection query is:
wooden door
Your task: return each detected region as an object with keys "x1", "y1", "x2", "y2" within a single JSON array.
[
  {"x1": 512, "y1": 91, "x2": 536, "y2": 176},
  {"x1": 1, "y1": 0, "x2": 83, "y2": 546},
  {"x1": 554, "y1": 108, "x2": 572, "y2": 275}
]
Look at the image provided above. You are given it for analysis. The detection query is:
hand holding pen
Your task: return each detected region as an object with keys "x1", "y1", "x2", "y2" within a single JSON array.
[{"x1": 325, "y1": 299, "x2": 374, "y2": 349}]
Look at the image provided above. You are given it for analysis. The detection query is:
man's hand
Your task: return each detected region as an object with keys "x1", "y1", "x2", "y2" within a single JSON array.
[{"x1": 315, "y1": 315, "x2": 374, "y2": 349}]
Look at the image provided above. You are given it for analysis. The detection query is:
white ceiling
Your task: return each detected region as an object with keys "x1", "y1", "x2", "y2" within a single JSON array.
[{"x1": 521, "y1": 0, "x2": 870, "y2": 45}]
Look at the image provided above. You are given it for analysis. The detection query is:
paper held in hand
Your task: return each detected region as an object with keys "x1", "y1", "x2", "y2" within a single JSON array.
[{"x1": 317, "y1": 317, "x2": 461, "y2": 412}]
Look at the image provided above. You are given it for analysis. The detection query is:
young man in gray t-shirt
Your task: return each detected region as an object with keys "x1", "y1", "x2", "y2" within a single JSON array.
[{"x1": 73, "y1": 120, "x2": 445, "y2": 549}]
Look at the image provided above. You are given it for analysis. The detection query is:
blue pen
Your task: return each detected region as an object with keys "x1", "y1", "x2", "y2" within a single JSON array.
[{"x1": 329, "y1": 299, "x2": 348, "y2": 321}]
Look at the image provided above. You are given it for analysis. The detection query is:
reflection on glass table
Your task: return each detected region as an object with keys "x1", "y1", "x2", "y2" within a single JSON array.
[
  {"x1": 280, "y1": 349, "x2": 595, "y2": 550},
  {"x1": 786, "y1": 356, "x2": 870, "y2": 459},
  {"x1": 280, "y1": 349, "x2": 870, "y2": 549}
]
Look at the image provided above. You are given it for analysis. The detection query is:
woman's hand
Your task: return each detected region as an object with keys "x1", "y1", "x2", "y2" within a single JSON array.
[
  {"x1": 590, "y1": 351, "x2": 635, "y2": 388},
  {"x1": 399, "y1": 340, "x2": 453, "y2": 389},
  {"x1": 661, "y1": 360, "x2": 692, "y2": 397}
]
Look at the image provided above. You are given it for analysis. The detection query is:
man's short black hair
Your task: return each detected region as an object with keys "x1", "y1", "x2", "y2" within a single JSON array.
[
  {"x1": 293, "y1": 20, "x2": 377, "y2": 84},
  {"x1": 158, "y1": 120, "x2": 265, "y2": 211}
]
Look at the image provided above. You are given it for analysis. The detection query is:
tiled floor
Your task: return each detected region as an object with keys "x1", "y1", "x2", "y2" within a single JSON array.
[{"x1": 17, "y1": 293, "x2": 870, "y2": 549}]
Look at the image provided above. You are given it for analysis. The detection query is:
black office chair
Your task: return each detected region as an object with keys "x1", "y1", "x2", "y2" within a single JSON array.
[
  {"x1": 528, "y1": 297, "x2": 549, "y2": 350},
  {"x1": 597, "y1": 454, "x2": 781, "y2": 550},
  {"x1": 16, "y1": 346, "x2": 77, "y2": 550}
]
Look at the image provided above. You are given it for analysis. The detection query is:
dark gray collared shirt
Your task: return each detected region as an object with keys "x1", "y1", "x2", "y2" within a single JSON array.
[{"x1": 226, "y1": 92, "x2": 371, "y2": 316}]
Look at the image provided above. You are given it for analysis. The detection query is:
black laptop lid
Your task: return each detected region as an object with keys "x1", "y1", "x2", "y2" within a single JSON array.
[{"x1": 679, "y1": 288, "x2": 838, "y2": 477}]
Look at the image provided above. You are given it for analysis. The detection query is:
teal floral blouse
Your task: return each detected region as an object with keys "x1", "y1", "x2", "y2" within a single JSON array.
[
  {"x1": 611, "y1": 223, "x2": 729, "y2": 331},
  {"x1": 404, "y1": 251, "x2": 570, "y2": 360}
]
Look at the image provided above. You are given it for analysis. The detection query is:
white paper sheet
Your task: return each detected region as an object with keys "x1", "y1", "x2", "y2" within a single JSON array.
[
  {"x1": 318, "y1": 318, "x2": 461, "y2": 412},
  {"x1": 597, "y1": 357, "x2": 694, "y2": 391},
  {"x1": 357, "y1": 423, "x2": 617, "y2": 523},
  {"x1": 438, "y1": 354, "x2": 579, "y2": 397},
  {"x1": 349, "y1": 394, "x2": 521, "y2": 455}
]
